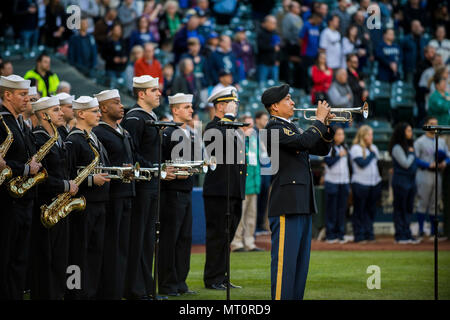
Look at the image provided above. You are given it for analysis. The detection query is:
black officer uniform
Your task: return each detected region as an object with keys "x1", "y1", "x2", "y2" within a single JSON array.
[
  {"x1": 263, "y1": 84, "x2": 334, "y2": 300},
  {"x1": 159, "y1": 125, "x2": 198, "y2": 295},
  {"x1": 30, "y1": 125, "x2": 70, "y2": 300},
  {"x1": 65, "y1": 128, "x2": 110, "y2": 300},
  {"x1": 203, "y1": 111, "x2": 246, "y2": 289},
  {"x1": 0, "y1": 106, "x2": 37, "y2": 300},
  {"x1": 93, "y1": 121, "x2": 136, "y2": 300},
  {"x1": 121, "y1": 105, "x2": 159, "y2": 299}
]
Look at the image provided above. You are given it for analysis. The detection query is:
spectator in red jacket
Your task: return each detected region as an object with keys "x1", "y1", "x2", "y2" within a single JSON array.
[
  {"x1": 311, "y1": 51, "x2": 333, "y2": 104},
  {"x1": 134, "y1": 42, "x2": 164, "y2": 88}
]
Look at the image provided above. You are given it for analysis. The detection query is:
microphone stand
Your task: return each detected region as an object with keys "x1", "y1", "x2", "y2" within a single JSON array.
[
  {"x1": 422, "y1": 125, "x2": 450, "y2": 300},
  {"x1": 145, "y1": 120, "x2": 183, "y2": 299},
  {"x1": 217, "y1": 120, "x2": 249, "y2": 301}
]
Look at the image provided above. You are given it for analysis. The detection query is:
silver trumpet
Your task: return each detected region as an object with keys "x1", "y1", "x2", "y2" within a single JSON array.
[
  {"x1": 132, "y1": 163, "x2": 161, "y2": 181},
  {"x1": 294, "y1": 101, "x2": 369, "y2": 122},
  {"x1": 76, "y1": 164, "x2": 137, "y2": 183},
  {"x1": 161, "y1": 156, "x2": 217, "y2": 177}
]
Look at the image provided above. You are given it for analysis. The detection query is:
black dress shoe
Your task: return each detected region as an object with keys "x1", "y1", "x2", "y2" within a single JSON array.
[
  {"x1": 205, "y1": 283, "x2": 226, "y2": 290},
  {"x1": 148, "y1": 294, "x2": 169, "y2": 300},
  {"x1": 159, "y1": 292, "x2": 180, "y2": 297},
  {"x1": 224, "y1": 282, "x2": 242, "y2": 289},
  {"x1": 179, "y1": 289, "x2": 197, "y2": 295},
  {"x1": 249, "y1": 247, "x2": 264, "y2": 252}
]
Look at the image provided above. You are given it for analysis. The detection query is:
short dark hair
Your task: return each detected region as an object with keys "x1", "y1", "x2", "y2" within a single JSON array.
[
  {"x1": 346, "y1": 53, "x2": 357, "y2": 62},
  {"x1": 423, "y1": 116, "x2": 437, "y2": 124},
  {"x1": 255, "y1": 110, "x2": 268, "y2": 119},
  {"x1": 37, "y1": 52, "x2": 50, "y2": 63},
  {"x1": 133, "y1": 87, "x2": 147, "y2": 98}
]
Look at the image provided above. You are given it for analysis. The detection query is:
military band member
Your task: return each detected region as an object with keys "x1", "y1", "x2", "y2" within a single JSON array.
[
  {"x1": 54, "y1": 92, "x2": 75, "y2": 140},
  {"x1": 65, "y1": 96, "x2": 110, "y2": 300},
  {"x1": 29, "y1": 96, "x2": 78, "y2": 300},
  {"x1": 23, "y1": 86, "x2": 39, "y2": 129},
  {"x1": 159, "y1": 93, "x2": 198, "y2": 296},
  {"x1": 0, "y1": 75, "x2": 41, "y2": 300},
  {"x1": 202, "y1": 86, "x2": 246, "y2": 290},
  {"x1": 93, "y1": 89, "x2": 135, "y2": 299},
  {"x1": 262, "y1": 84, "x2": 335, "y2": 300},
  {"x1": 121, "y1": 75, "x2": 176, "y2": 300}
]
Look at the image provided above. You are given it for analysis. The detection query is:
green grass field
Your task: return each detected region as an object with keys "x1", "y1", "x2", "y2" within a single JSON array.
[{"x1": 171, "y1": 251, "x2": 450, "y2": 300}]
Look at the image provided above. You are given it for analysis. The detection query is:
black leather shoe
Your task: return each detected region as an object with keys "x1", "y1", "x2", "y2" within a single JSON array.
[
  {"x1": 159, "y1": 292, "x2": 180, "y2": 297},
  {"x1": 205, "y1": 283, "x2": 226, "y2": 290},
  {"x1": 148, "y1": 294, "x2": 169, "y2": 300},
  {"x1": 224, "y1": 282, "x2": 242, "y2": 289},
  {"x1": 249, "y1": 247, "x2": 264, "y2": 252},
  {"x1": 179, "y1": 289, "x2": 197, "y2": 295}
]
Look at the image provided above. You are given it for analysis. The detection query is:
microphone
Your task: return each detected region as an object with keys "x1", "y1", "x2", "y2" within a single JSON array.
[
  {"x1": 422, "y1": 125, "x2": 450, "y2": 132},
  {"x1": 217, "y1": 121, "x2": 250, "y2": 128},
  {"x1": 145, "y1": 120, "x2": 183, "y2": 127}
]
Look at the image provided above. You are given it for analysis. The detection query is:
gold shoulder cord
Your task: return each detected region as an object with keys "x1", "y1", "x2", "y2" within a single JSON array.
[{"x1": 310, "y1": 125, "x2": 333, "y2": 143}]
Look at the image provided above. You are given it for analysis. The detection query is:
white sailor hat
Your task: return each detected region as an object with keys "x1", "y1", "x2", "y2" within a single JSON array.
[
  {"x1": 168, "y1": 93, "x2": 193, "y2": 105},
  {"x1": 54, "y1": 92, "x2": 75, "y2": 105},
  {"x1": 207, "y1": 86, "x2": 239, "y2": 104},
  {"x1": 28, "y1": 86, "x2": 37, "y2": 96},
  {"x1": 94, "y1": 89, "x2": 120, "y2": 102},
  {"x1": 133, "y1": 75, "x2": 159, "y2": 88},
  {"x1": 31, "y1": 96, "x2": 60, "y2": 112},
  {"x1": 72, "y1": 96, "x2": 99, "y2": 110},
  {"x1": 0, "y1": 75, "x2": 31, "y2": 89}
]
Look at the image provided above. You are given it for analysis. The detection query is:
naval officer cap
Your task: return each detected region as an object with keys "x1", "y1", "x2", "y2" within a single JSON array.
[
  {"x1": 261, "y1": 84, "x2": 290, "y2": 109},
  {"x1": 0, "y1": 75, "x2": 31, "y2": 89},
  {"x1": 54, "y1": 92, "x2": 75, "y2": 105},
  {"x1": 168, "y1": 93, "x2": 193, "y2": 105},
  {"x1": 94, "y1": 89, "x2": 120, "y2": 102},
  {"x1": 31, "y1": 96, "x2": 60, "y2": 112},
  {"x1": 207, "y1": 86, "x2": 239, "y2": 104},
  {"x1": 72, "y1": 96, "x2": 99, "y2": 110},
  {"x1": 133, "y1": 75, "x2": 159, "y2": 89}
]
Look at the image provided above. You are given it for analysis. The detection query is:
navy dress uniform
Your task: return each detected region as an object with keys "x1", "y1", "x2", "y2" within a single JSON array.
[
  {"x1": 54, "y1": 93, "x2": 75, "y2": 141},
  {"x1": 159, "y1": 93, "x2": 199, "y2": 295},
  {"x1": 202, "y1": 87, "x2": 246, "y2": 289},
  {"x1": 0, "y1": 75, "x2": 37, "y2": 300},
  {"x1": 29, "y1": 97, "x2": 70, "y2": 300},
  {"x1": 65, "y1": 96, "x2": 110, "y2": 300},
  {"x1": 121, "y1": 75, "x2": 160, "y2": 299},
  {"x1": 93, "y1": 89, "x2": 136, "y2": 299},
  {"x1": 263, "y1": 84, "x2": 334, "y2": 300}
]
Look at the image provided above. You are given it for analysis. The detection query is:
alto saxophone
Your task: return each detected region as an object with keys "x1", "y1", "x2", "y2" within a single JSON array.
[
  {"x1": 40, "y1": 132, "x2": 99, "y2": 228},
  {"x1": 8, "y1": 113, "x2": 58, "y2": 197},
  {"x1": 0, "y1": 114, "x2": 13, "y2": 185}
]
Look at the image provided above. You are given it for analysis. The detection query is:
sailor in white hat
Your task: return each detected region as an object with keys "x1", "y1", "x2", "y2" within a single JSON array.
[
  {"x1": 158, "y1": 92, "x2": 200, "y2": 296},
  {"x1": 22, "y1": 86, "x2": 40, "y2": 129},
  {"x1": 65, "y1": 95, "x2": 111, "y2": 300},
  {"x1": 54, "y1": 92, "x2": 75, "y2": 140},
  {"x1": 92, "y1": 88, "x2": 136, "y2": 299},
  {"x1": 0, "y1": 74, "x2": 43, "y2": 300},
  {"x1": 29, "y1": 96, "x2": 79, "y2": 300},
  {"x1": 202, "y1": 85, "x2": 246, "y2": 291},
  {"x1": 121, "y1": 75, "x2": 176, "y2": 300}
]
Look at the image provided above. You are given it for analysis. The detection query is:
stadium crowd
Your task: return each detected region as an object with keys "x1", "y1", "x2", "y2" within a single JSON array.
[{"x1": 0, "y1": 0, "x2": 449, "y2": 246}]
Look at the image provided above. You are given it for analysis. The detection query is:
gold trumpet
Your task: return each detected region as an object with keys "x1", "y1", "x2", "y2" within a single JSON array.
[
  {"x1": 76, "y1": 164, "x2": 137, "y2": 183},
  {"x1": 161, "y1": 157, "x2": 217, "y2": 177},
  {"x1": 294, "y1": 102, "x2": 369, "y2": 122},
  {"x1": 0, "y1": 114, "x2": 13, "y2": 185}
]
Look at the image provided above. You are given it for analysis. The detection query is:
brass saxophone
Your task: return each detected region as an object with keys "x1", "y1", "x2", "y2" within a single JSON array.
[
  {"x1": 8, "y1": 113, "x2": 58, "y2": 197},
  {"x1": 0, "y1": 114, "x2": 13, "y2": 185},
  {"x1": 40, "y1": 132, "x2": 99, "y2": 228}
]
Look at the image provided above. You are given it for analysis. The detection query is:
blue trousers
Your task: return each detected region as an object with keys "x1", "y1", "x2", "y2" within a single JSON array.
[
  {"x1": 392, "y1": 183, "x2": 415, "y2": 241},
  {"x1": 324, "y1": 182, "x2": 350, "y2": 240},
  {"x1": 269, "y1": 214, "x2": 311, "y2": 300},
  {"x1": 351, "y1": 183, "x2": 381, "y2": 242},
  {"x1": 257, "y1": 64, "x2": 279, "y2": 85}
]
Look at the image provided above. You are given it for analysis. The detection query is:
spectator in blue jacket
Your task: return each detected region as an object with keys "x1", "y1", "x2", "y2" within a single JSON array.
[
  {"x1": 68, "y1": 17, "x2": 97, "y2": 77},
  {"x1": 128, "y1": 16, "x2": 157, "y2": 53},
  {"x1": 208, "y1": 35, "x2": 240, "y2": 85},
  {"x1": 401, "y1": 20, "x2": 430, "y2": 83},
  {"x1": 256, "y1": 15, "x2": 280, "y2": 85},
  {"x1": 375, "y1": 28, "x2": 402, "y2": 83},
  {"x1": 172, "y1": 10, "x2": 204, "y2": 64}
]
